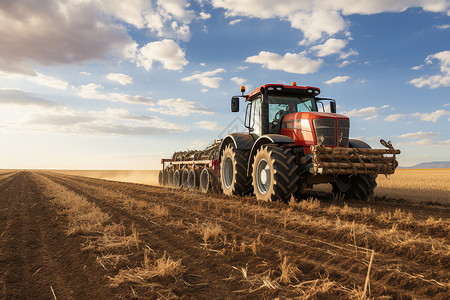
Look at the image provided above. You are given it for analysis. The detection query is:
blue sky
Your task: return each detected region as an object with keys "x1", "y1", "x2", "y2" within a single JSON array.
[{"x1": 0, "y1": 0, "x2": 449, "y2": 169}]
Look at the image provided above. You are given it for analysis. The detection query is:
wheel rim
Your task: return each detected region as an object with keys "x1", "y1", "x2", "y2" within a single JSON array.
[
  {"x1": 223, "y1": 156, "x2": 233, "y2": 189},
  {"x1": 256, "y1": 159, "x2": 270, "y2": 194}
]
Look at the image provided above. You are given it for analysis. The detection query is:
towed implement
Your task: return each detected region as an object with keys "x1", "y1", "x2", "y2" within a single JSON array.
[{"x1": 159, "y1": 83, "x2": 400, "y2": 202}]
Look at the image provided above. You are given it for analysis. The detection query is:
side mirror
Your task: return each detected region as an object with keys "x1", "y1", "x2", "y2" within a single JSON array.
[
  {"x1": 330, "y1": 101, "x2": 336, "y2": 113},
  {"x1": 231, "y1": 97, "x2": 239, "y2": 112}
]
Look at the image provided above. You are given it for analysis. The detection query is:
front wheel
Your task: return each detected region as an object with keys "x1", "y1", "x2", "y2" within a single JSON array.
[{"x1": 251, "y1": 145, "x2": 299, "y2": 202}]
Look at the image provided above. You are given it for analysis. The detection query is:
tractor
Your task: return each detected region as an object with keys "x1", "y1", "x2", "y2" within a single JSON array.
[{"x1": 159, "y1": 83, "x2": 400, "y2": 202}]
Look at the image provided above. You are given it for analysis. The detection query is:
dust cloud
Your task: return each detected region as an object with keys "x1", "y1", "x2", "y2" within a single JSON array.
[{"x1": 47, "y1": 170, "x2": 160, "y2": 186}]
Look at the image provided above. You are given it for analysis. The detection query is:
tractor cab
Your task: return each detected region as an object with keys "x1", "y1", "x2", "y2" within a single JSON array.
[{"x1": 232, "y1": 83, "x2": 347, "y2": 148}]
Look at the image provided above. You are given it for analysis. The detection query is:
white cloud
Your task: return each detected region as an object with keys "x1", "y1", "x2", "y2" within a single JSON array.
[
  {"x1": 411, "y1": 65, "x2": 424, "y2": 70},
  {"x1": 136, "y1": 39, "x2": 188, "y2": 71},
  {"x1": 409, "y1": 50, "x2": 450, "y2": 89},
  {"x1": 77, "y1": 83, "x2": 153, "y2": 105},
  {"x1": 342, "y1": 104, "x2": 389, "y2": 119},
  {"x1": 0, "y1": 0, "x2": 134, "y2": 75},
  {"x1": 100, "y1": 0, "x2": 195, "y2": 41},
  {"x1": 385, "y1": 113, "x2": 408, "y2": 122},
  {"x1": 229, "y1": 19, "x2": 242, "y2": 25},
  {"x1": 394, "y1": 131, "x2": 441, "y2": 139},
  {"x1": 195, "y1": 121, "x2": 221, "y2": 130},
  {"x1": 245, "y1": 51, "x2": 323, "y2": 74},
  {"x1": 210, "y1": 0, "x2": 450, "y2": 44},
  {"x1": 80, "y1": 71, "x2": 91, "y2": 76},
  {"x1": 231, "y1": 77, "x2": 247, "y2": 85},
  {"x1": 106, "y1": 73, "x2": 133, "y2": 85},
  {"x1": 148, "y1": 98, "x2": 214, "y2": 116},
  {"x1": 201, "y1": 88, "x2": 209, "y2": 93},
  {"x1": 411, "y1": 109, "x2": 450, "y2": 122},
  {"x1": 435, "y1": 24, "x2": 450, "y2": 29},
  {"x1": 385, "y1": 110, "x2": 450, "y2": 122},
  {"x1": 310, "y1": 38, "x2": 348, "y2": 57},
  {"x1": 182, "y1": 68, "x2": 226, "y2": 88},
  {"x1": 338, "y1": 60, "x2": 351, "y2": 68},
  {"x1": 325, "y1": 75, "x2": 351, "y2": 85},
  {"x1": 200, "y1": 12, "x2": 211, "y2": 19},
  {"x1": 0, "y1": 72, "x2": 69, "y2": 90}
]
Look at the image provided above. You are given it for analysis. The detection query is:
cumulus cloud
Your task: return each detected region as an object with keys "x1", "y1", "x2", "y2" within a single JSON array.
[
  {"x1": 195, "y1": 121, "x2": 221, "y2": 130},
  {"x1": 310, "y1": 38, "x2": 348, "y2": 57},
  {"x1": 229, "y1": 19, "x2": 242, "y2": 25},
  {"x1": 100, "y1": 0, "x2": 195, "y2": 41},
  {"x1": 411, "y1": 109, "x2": 450, "y2": 122},
  {"x1": 210, "y1": 0, "x2": 450, "y2": 44},
  {"x1": 325, "y1": 75, "x2": 351, "y2": 85},
  {"x1": 230, "y1": 77, "x2": 247, "y2": 85},
  {"x1": 435, "y1": 24, "x2": 450, "y2": 30},
  {"x1": 77, "y1": 83, "x2": 153, "y2": 105},
  {"x1": 342, "y1": 105, "x2": 389, "y2": 119},
  {"x1": 182, "y1": 68, "x2": 226, "y2": 88},
  {"x1": 384, "y1": 113, "x2": 408, "y2": 122},
  {"x1": 137, "y1": 39, "x2": 188, "y2": 71},
  {"x1": 245, "y1": 51, "x2": 323, "y2": 74},
  {"x1": 338, "y1": 60, "x2": 351, "y2": 68},
  {"x1": 148, "y1": 98, "x2": 214, "y2": 116},
  {"x1": 409, "y1": 50, "x2": 450, "y2": 89},
  {"x1": 0, "y1": 0, "x2": 134, "y2": 75},
  {"x1": 106, "y1": 73, "x2": 133, "y2": 85},
  {"x1": 199, "y1": 12, "x2": 211, "y2": 19},
  {"x1": 385, "y1": 109, "x2": 450, "y2": 122}
]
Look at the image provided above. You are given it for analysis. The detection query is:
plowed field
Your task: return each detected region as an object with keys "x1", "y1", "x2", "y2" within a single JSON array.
[{"x1": 0, "y1": 170, "x2": 449, "y2": 299}]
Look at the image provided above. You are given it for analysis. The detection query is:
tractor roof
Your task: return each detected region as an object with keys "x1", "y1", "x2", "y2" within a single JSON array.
[{"x1": 248, "y1": 84, "x2": 321, "y2": 99}]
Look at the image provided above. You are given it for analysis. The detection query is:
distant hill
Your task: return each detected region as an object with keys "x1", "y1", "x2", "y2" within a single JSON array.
[{"x1": 399, "y1": 161, "x2": 450, "y2": 169}]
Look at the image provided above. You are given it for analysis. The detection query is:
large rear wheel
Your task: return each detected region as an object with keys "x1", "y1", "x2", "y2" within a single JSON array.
[
  {"x1": 251, "y1": 145, "x2": 299, "y2": 202},
  {"x1": 220, "y1": 144, "x2": 252, "y2": 196}
]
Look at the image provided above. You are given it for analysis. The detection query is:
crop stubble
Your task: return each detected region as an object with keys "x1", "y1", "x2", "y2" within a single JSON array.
[{"x1": 0, "y1": 170, "x2": 448, "y2": 299}]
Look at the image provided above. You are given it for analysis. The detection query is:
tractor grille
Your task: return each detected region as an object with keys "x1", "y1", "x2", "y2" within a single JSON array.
[
  {"x1": 337, "y1": 119, "x2": 350, "y2": 147},
  {"x1": 313, "y1": 118, "x2": 336, "y2": 146}
]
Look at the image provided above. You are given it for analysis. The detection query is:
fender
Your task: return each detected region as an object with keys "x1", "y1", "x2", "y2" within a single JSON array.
[
  {"x1": 218, "y1": 133, "x2": 255, "y2": 162},
  {"x1": 349, "y1": 139, "x2": 371, "y2": 149},
  {"x1": 247, "y1": 134, "x2": 295, "y2": 176}
]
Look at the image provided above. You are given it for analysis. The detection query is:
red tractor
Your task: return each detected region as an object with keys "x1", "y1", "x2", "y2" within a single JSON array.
[{"x1": 159, "y1": 83, "x2": 399, "y2": 202}]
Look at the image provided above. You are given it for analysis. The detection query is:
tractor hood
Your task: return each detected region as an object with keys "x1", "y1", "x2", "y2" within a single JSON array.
[{"x1": 281, "y1": 112, "x2": 350, "y2": 148}]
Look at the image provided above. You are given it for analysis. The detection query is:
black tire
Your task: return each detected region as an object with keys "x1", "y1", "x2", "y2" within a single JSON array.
[
  {"x1": 332, "y1": 174, "x2": 377, "y2": 200},
  {"x1": 168, "y1": 170, "x2": 174, "y2": 186},
  {"x1": 187, "y1": 169, "x2": 200, "y2": 190},
  {"x1": 251, "y1": 145, "x2": 299, "y2": 202},
  {"x1": 200, "y1": 168, "x2": 219, "y2": 193},
  {"x1": 181, "y1": 168, "x2": 190, "y2": 190},
  {"x1": 173, "y1": 170, "x2": 182, "y2": 187},
  {"x1": 158, "y1": 170, "x2": 164, "y2": 186},
  {"x1": 162, "y1": 170, "x2": 169, "y2": 186},
  {"x1": 220, "y1": 144, "x2": 253, "y2": 196}
]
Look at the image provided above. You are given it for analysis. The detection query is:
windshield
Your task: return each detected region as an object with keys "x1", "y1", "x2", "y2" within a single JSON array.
[{"x1": 268, "y1": 95, "x2": 316, "y2": 123}]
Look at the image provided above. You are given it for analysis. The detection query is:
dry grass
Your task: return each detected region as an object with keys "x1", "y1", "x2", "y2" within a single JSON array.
[
  {"x1": 110, "y1": 248, "x2": 184, "y2": 286},
  {"x1": 375, "y1": 169, "x2": 450, "y2": 204},
  {"x1": 311, "y1": 169, "x2": 450, "y2": 205}
]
